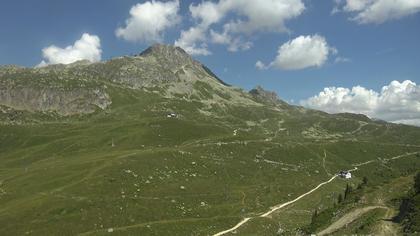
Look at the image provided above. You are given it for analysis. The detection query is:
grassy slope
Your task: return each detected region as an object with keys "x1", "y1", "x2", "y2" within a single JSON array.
[
  {"x1": 271, "y1": 166, "x2": 417, "y2": 236},
  {"x1": 328, "y1": 175, "x2": 416, "y2": 235},
  {"x1": 0, "y1": 80, "x2": 420, "y2": 235}
]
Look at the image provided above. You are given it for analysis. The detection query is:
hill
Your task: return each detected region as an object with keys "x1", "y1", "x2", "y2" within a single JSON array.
[{"x1": 0, "y1": 44, "x2": 419, "y2": 235}]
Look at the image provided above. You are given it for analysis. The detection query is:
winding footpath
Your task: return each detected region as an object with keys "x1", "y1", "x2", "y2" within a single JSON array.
[
  {"x1": 213, "y1": 151, "x2": 420, "y2": 236},
  {"x1": 317, "y1": 206, "x2": 387, "y2": 236},
  {"x1": 213, "y1": 168, "x2": 358, "y2": 236}
]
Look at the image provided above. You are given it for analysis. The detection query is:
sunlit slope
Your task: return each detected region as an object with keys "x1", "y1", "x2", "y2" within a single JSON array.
[{"x1": 0, "y1": 44, "x2": 419, "y2": 235}]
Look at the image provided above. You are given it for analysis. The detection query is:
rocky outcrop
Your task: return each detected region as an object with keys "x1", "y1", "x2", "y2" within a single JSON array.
[
  {"x1": 138, "y1": 44, "x2": 196, "y2": 69},
  {"x1": 0, "y1": 87, "x2": 111, "y2": 115},
  {"x1": 94, "y1": 44, "x2": 224, "y2": 89},
  {"x1": 249, "y1": 86, "x2": 289, "y2": 108}
]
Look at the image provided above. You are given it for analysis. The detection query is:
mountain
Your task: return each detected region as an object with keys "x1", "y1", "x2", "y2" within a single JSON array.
[{"x1": 0, "y1": 44, "x2": 419, "y2": 235}]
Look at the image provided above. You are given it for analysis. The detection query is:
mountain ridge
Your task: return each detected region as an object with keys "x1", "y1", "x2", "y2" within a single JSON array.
[
  {"x1": 0, "y1": 44, "x2": 416, "y2": 130},
  {"x1": 0, "y1": 44, "x2": 239, "y2": 115},
  {"x1": 1, "y1": 44, "x2": 420, "y2": 236}
]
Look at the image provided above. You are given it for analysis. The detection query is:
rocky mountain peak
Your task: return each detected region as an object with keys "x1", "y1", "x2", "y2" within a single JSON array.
[
  {"x1": 249, "y1": 86, "x2": 289, "y2": 107},
  {"x1": 130, "y1": 43, "x2": 228, "y2": 86},
  {"x1": 137, "y1": 44, "x2": 193, "y2": 64},
  {"x1": 249, "y1": 86, "x2": 279, "y2": 101}
]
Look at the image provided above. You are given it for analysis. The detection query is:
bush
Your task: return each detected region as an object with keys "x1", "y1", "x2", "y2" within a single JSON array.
[
  {"x1": 344, "y1": 184, "x2": 353, "y2": 199},
  {"x1": 414, "y1": 172, "x2": 420, "y2": 194},
  {"x1": 363, "y1": 176, "x2": 368, "y2": 185},
  {"x1": 397, "y1": 172, "x2": 420, "y2": 233},
  {"x1": 338, "y1": 194, "x2": 343, "y2": 204},
  {"x1": 304, "y1": 207, "x2": 337, "y2": 234}
]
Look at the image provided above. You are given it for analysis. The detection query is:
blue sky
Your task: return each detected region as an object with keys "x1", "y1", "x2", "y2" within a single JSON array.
[{"x1": 1, "y1": 0, "x2": 420, "y2": 125}]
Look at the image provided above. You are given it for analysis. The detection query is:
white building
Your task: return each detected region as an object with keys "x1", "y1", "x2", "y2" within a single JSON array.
[{"x1": 339, "y1": 171, "x2": 352, "y2": 179}]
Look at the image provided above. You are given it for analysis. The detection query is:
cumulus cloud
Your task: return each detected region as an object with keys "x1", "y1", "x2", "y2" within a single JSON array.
[
  {"x1": 255, "y1": 60, "x2": 268, "y2": 70},
  {"x1": 175, "y1": 0, "x2": 305, "y2": 55},
  {"x1": 175, "y1": 27, "x2": 211, "y2": 56},
  {"x1": 301, "y1": 80, "x2": 420, "y2": 126},
  {"x1": 38, "y1": 33, "x2": 102, "y2": 67},
  {"x1": 189, "y1": 1, "x2": 225, "y2": 27},
  {"x1": 335, "y1": 0, "x2": 420, "y2": 24},
  {"x1": 210, "y1": 30, "x2": 252, "y2": 52},
  {"x1": 256, "y1": 35, "x2": 336, "y2": 70},
  {"x1": 221, "y1": 0, "x2": 305, "y2": 34},
  {"x1": 331, "y1": 0, "x2": 343, "y2": 14},
  {"x1": 116, "y1": 0, "x2": 181, "y2": 43}
]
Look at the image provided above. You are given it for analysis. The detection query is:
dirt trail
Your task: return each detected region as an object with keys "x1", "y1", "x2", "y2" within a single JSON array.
[
  {"x1": 80, "y1": 151, "x2": 417, "y2": 236},
  {"x1": 213, "y1": 167, "x2": 359, "y2": 236},
  {"x1": 353, "y1": 152, "x2": 419, "y2": 167},
  {"x1": 213, "y1": 218, "x2": 252, "y2": 236},
  {"x1": 260, "y1": 173, "x2": 343, "y2": 217},
  {"x1": 317, "y1": 206, "x2": 387, "y2": 236},
  {"x1": 322, "y1": 149, "x2": 332, "y2": 176},
  {"x1": 374, "y1": 207, "x2": 400, "y2": 236},
  {"x1": 213, "y1": 152, "x2": 420, "y2": 236}
]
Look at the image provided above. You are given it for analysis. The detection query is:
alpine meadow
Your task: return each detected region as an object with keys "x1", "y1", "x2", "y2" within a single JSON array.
[{"x1": 1, "y1": 0, "x2": 420, "y2": 235}]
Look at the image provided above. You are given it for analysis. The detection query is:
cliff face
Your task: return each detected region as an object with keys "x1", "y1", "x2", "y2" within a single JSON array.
[
  {"x1": 0, "y1": 64, "x2": 111, "y2": 116},
  {"x1": 0, "y1": 87, "x2": 110, "y2": 115},
  {"x1": 249, "y1": 86, "x2": 290, "y2": 109}
]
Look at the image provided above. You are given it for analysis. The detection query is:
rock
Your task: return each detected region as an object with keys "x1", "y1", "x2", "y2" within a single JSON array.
[
  {"x1": 0, "y1": 87, "x2": 111, "y2": 115},
  {"x1": 249, "y1": 86, "x2": 289, "y2": 108}
]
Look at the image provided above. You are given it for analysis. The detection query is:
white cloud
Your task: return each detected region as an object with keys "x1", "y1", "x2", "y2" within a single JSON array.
[
  {"x1": 334, "y1": 56, "x2": 351, "y2": 63},
  {"x1": 174, "y1": 27, "x2": 211, "y2": 56},
  {"x1": 116, "y1": 0, "x2": 180, "y2": 43},
  {"x1": 301, "y1": 80, "x2": 420, "y2": 126},
  {"x1": 38, "y1": 33, "x2": 102, "y2": 67},
  {"x1": 189, "y1": 1, "x2": 225, "y2": 27},
  {"x1": 210, "y1": 30, "x2": 231, "y2": 45},
  {"x1": 210, "y1": 30, "x2": 252, "y2": 52},
  {"x1": 175, "y1": 0, "x2": 305, "y2": 55},
  {"x1": 220, "y1": 0, "x2": 305, "y2": 34},
  {"x1": 257, "y1": 35, "x2": 335, "y2": 70},
  {"x1": 255, "y1": 60, "x2": 268, "y2": 70},
  {"x1": 335, "y1": 0, "x2": 420, "y2": 24},
  {"x1": 331, "y1": 0, "x2": 344, "y2": 14},
  {"x1": 343, "y1": 0, "x2": 372, "y2": 12}
]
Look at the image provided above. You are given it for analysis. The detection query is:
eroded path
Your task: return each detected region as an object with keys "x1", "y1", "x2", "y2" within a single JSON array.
[
  {"x1": 213, "y1": 169, "x2": 357, "y2": 236},
  {"x1": 212, "y1": 151, "x2": 419, "y2": 236},
  {"x1": 375, "y1": 208, "x2": 400, "y2": 236},
  {"x1": 317, "y1": 206, "x2": 387, "y2": 236}
]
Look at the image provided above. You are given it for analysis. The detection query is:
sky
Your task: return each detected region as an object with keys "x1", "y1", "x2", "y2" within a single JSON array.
[{"x1": 1, "y1": 0, "x2": 420, "y2": 125}]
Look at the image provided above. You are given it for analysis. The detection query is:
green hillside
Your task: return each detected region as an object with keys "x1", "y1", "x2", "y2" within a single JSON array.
[{"x1": 0, "y1": 44, "x2": 419, "y2": 235}]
